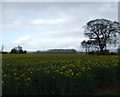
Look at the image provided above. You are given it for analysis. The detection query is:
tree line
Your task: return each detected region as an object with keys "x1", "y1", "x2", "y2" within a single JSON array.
[{"x1": 1, "y1": 45, "x2": 27, "y2": 54}]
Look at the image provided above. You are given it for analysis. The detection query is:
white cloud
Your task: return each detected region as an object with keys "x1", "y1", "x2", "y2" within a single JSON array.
[
  {"x1": 13, "y1": 35, "x2": 31, "y2": 45},
  {"x1": 12, "y1": 35, "x2": 88, "y2": 51},
  {"x1": 33, "y1": 18, "x2": 68, "y2": 24}
]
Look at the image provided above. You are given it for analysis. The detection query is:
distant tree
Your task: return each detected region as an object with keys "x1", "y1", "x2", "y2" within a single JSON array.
[
  {"x1": 1, "y1": 45, "x2": 4, "y2": 52},
  {"x1": 84, "y1": 19, "x2": 120, "y2": 54},
  {"x1": 24, "y1": 50, "x2": 27, "y2": 54},
  {"x1": 10, "y1": 45, "x2": 27, "y2": 54},
  {"x1": 2, "y1": 52, "x2": 8, "y2": 54},
  {"x1": 10, "y1": 48, "x2": 17, "y2": 54},
  {"x1": 19, "y1": 50, "x2": 24, "y2": 54},
  {"x1": 81, "y1": 40, "x2": 90, "y2": 54},
  {"x1": 81, "y1": 40, "x2": 98, "y2": 53},
  {"x1": 0, "y1": 45, "x2": 8, "y2": 54}
]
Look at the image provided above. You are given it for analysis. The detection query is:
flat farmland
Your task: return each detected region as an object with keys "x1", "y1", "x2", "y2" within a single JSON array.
[{"x1": 2, "y1": 54, "x2": 120, "y2": 95}]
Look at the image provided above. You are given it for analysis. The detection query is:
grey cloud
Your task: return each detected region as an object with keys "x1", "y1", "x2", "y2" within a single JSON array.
[
  {"x1": 3, "y1": 2, "x2": 117, "y2": 32},
  {"x1": 2, "y1": 2, "x2": 118, "y2": 51}
]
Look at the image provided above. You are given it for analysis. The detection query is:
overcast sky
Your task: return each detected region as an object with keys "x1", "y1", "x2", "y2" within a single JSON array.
[{"x1": 2, "y1": 2, "x2": 118, "y2": 51}]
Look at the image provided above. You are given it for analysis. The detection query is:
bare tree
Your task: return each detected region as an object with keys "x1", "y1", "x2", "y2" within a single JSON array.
[{"x1": 84, "y1": 19, "x2": 120, "y2": 54}]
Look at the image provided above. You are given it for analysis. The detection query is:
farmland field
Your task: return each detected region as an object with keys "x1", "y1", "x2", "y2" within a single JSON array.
[{"x1": 2, "y1": 54, "x2": 120, "y2": 95}]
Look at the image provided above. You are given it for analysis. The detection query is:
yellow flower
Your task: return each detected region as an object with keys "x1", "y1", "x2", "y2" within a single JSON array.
[
  {"x1": 79, "y1": 72, "x2": 81, "y2": 76},
  {"x1": 69, "y1": 69, "x2": 72, "y2": 72},
  {"x1": 3, "y1": 74, "x2": 7, "y2": 77},
  {"x1": 87, "y1": 67, "x2": 92, "y2": 70},
  {"x1": 15, "y1": 77, "x2": 20, "y2": 80},
  {"x1": 18, "y1": 82, "x2": 20, "y2": 85},
  {"x1": 106, "y1": 65, "x2": 109, "y2": 68},
  {"x1": 60, "y1": 72, "x2": 63, "y2": 74},
  {"x1": 71, "y1": 72, "x2": 74, "y2": 76},
  {"x1": 21, "y1": 73, "x2": 25, "y2": 77},
  {"x1": 98, "y1": 65, "x2": 100, "y2": 67},
  {"x1": 37, "y1": 68, "x2": 40, "y2": 70},
  {"x1": 1, "y1": 70, "x2": 3, "y2": 73},
  {"x1": 1, "y1": 81, "x2": 4, "y2": 84},
  {"x1": 28, "y1": 69, "x2": 30, "y2": 71},
  {"x1": 76, "y1": 74, "x2": 78, "y2": 76},
  {"x1": 27, "y1": 77, "x2": 31, "y2": 80},
  {"x1": 46, "y1": 71, "x2": 50, "y2": 74},
  {"x1": 14, "y1": 73, "x2": 17, "y2": 76},
  {"x1": 114, "y1": 63, "x2": 118, "y2": 67},
  {"x1": 26, "y1": 83, "x2": 29, "y2": 86},
  {"x1": 82, "y1": 67, "x2": 85, "y2": 71}
]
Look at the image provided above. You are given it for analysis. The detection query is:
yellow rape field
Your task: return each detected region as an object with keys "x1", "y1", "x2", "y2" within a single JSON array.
[{"x1": 2, "y1": 54, "x2": 120, "y2": 95}]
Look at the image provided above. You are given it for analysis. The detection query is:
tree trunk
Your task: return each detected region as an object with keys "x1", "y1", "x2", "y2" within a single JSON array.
[
  {"x1": 86, "y1": 49, "x2": 87, "y2": 54},
  {"x1": 100, "y1": 46, "x2": 104, "y2": 55},
  {"x1": 97, "y1": 38, "x2": 104, "y2": 55}
]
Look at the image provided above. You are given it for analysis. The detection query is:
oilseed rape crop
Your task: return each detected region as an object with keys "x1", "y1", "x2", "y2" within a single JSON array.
[{"x1": 2, "y1": 54, "x2": 120, "y2": 95}]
